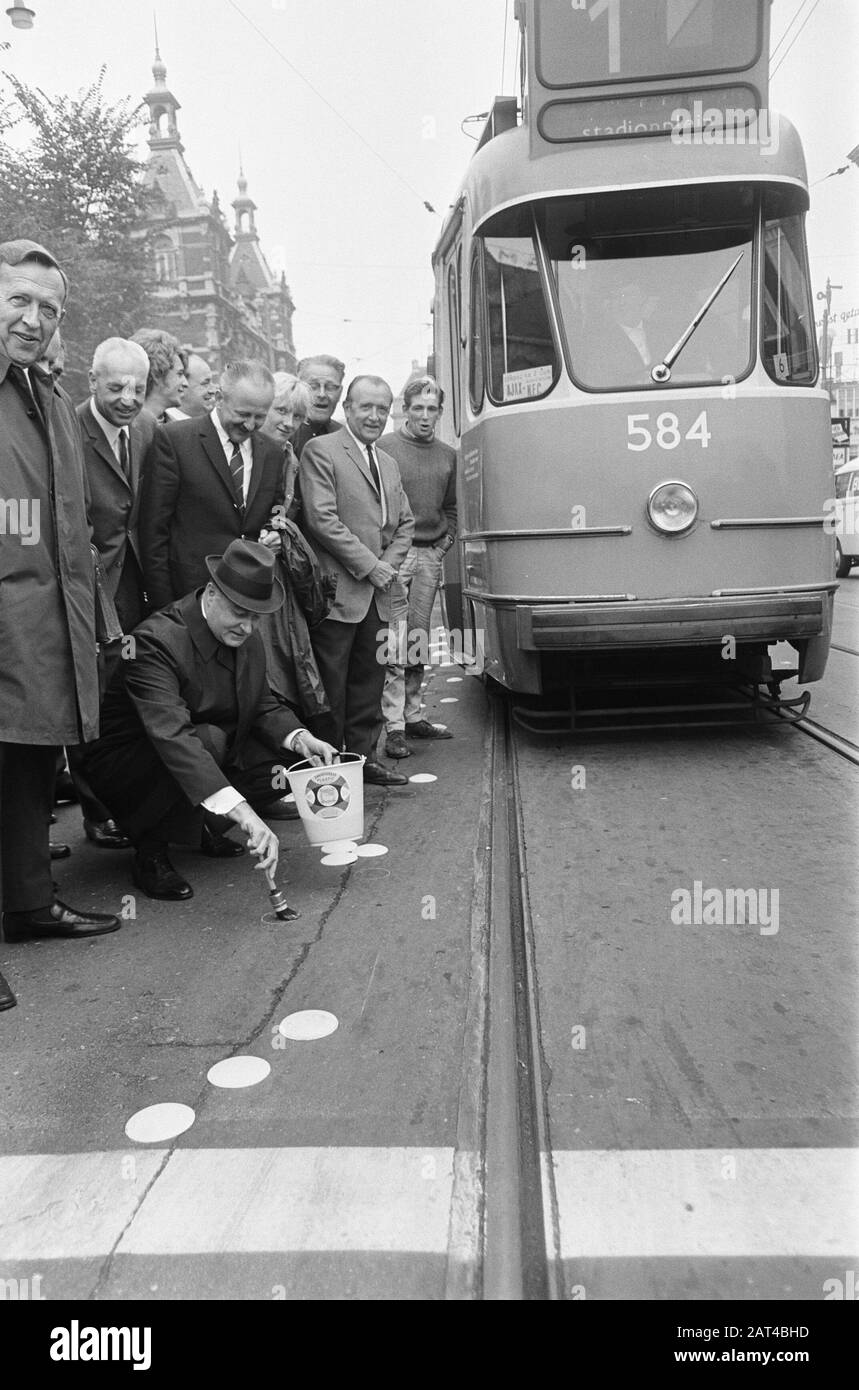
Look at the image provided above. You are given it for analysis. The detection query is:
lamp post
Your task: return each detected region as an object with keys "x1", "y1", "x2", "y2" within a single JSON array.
[{"x1": 5, "y1": 2, "x2": 35, "y2": 28}]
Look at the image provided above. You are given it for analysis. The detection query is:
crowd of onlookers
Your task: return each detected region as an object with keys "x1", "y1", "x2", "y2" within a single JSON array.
[{"x1": 0, "y1": 236, "x2": 457, "y2": 1014}]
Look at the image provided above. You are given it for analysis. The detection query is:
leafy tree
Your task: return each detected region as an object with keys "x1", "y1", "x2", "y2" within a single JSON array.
[{"x1": 0, "y1": 67, "x2": 153, "y2": 400}]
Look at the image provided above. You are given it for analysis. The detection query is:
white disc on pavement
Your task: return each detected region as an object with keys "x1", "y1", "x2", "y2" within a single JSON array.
[
  {"x1": 355, "y1": 843, "x2": 388, "y2": 857},
  {"x1": 446, "y1": 677, "x2": 463, "y2": 683},
  {"x1": 125, "y1": 1103, "x2": 195, "y2": 1144},
  {"x1": 409, "y1": 773, "x2": 438, "y2": 784},
  {"x1": 320, "y1": 849, "x2": 358, "y2": 866},
  {"x1": 278, "y1": 1010, "x2": 339, "y2": 1040},
  {"x1": 440, "y1": 698, "x2": 458, "y2": 704},
  {"x1": 207, "y1": 1056, "x2": 271, "y2": 1089},
  {"x1": 319, "y1": 840, "x2": 358, "y2": 854}
]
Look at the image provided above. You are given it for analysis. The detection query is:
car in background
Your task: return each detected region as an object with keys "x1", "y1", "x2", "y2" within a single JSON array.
[{"x1": 833, "y1": 459, "x2": 859, "y2": 578}]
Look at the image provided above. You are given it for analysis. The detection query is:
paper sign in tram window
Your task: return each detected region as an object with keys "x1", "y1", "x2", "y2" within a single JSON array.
[{"x1": 502, "y1": 365, "x2": 554, "y2": 402}]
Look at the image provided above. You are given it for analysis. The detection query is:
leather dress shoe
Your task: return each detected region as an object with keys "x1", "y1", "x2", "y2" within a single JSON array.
[
  {"x1": 405, "y1": 719, "x2": 452, "y2": 739},
  {"x1": 0, "y1": 970, "x2": 16, "y2": 1012},
  {"x1": 200, "y1": 823, "x2": 246, "y2": 858},
  {"x1": 384, "y1": 732, "x2": 411, "y2": 759},
  {"x1": 84, "y1": 818, "x2": 132, "y2": 850},
  {"x1": 132, "y1": 849, "x2": 193, "y2": 901},
  {"x1": 50, "y1": 843, "x2": 71, "y2": 860},
  {"x1": 2, "y1": 900, "x2": 121, "y2": 942},
  {"x1": 363, "y1": 761, "x2": 408, "y2": 787}
]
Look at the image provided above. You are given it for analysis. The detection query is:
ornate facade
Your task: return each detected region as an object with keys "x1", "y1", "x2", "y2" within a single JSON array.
[{"x1": 133, "y1": 47, "x2": 297, "y2": 373}]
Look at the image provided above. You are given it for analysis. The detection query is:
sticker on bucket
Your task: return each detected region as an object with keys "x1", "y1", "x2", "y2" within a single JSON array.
[{"x1": 304, "y1": 769, "x2": 352, "y2": 819}]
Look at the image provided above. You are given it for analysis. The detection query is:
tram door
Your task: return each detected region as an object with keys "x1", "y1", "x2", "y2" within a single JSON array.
[{"x1": 437, "y1": 240, "x2": 473, "y2": 656}]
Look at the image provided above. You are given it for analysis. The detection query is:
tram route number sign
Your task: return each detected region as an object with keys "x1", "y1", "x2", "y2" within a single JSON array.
[{"x1": 536, "y1": 0, "x2": 763, "y2": 88}]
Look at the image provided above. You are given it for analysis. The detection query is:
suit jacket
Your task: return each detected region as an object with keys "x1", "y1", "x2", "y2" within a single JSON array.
[
  {"x1": 139, "y1": 413, "x2": 285, "y2": 611},
  {"x1": 299, "y1": 428, "x2": 414, "y2": 624},
  {"x1": 84, "y1": 590, "x2": 301, "y2": 817},
  {"x1": 293, "y1": 417, "x2": 341, "y2": 459},
  {"x1": 76, "y1": 399, "x2": 146, "y2": 631}
]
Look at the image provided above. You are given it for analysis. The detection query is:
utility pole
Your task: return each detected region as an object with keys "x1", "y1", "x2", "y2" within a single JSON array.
[{"x1": 817, "y1": 276, "x2": 843, "y2": 403}]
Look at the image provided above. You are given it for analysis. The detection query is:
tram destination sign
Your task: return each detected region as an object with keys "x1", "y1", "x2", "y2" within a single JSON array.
[
  {"x1": 535, "y1": 0, "x2": 765, "y2": 89},
  {"x1": 538, "y1": 85, "x2": 762, "y2": 145}
]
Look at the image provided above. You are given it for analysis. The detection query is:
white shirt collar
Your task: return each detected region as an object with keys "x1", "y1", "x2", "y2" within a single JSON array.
[
  {"x1": 90, "y1": 397, "x2": 127, "y2": 449},
  {"x1": 212, "y1": 409, "x2": 252, "y2": 460}
]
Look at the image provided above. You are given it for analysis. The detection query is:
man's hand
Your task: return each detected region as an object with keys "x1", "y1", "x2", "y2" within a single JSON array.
[
  {"x1": 291, "y1": 732, "x2": 339, "y2": 767},
  {"x1": 227, "y1": 800, "x2": 279, "y2": 874},
  {"x1": 258, "y1": 528, "x2": 281, "y2": 551},
  {"x1": 368, "y1": 559, "x2": 396, "y2": 590}
]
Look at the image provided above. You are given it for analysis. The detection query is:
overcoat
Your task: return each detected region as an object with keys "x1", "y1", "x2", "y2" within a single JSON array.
[{"x1": 0, "y1": 353, "x2": 99, "y2": 744}]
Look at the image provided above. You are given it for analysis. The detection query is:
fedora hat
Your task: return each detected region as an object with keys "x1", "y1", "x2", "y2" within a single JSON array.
[{"x1": 205, "y1": 538, "x2": 284, "y2": 614}]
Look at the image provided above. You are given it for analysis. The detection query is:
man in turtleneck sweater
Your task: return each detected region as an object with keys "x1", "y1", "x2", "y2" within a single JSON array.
[{"x1": 379, "y1": 376, "x2": 457, "y2": 759}]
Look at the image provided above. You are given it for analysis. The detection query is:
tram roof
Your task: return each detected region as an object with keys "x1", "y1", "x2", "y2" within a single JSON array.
[{"x1": 437, "y1": 113, "x2": 809, "y2": 252}]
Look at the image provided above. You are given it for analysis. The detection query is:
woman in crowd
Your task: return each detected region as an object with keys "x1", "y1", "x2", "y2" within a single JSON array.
[{"x1": 260, "y1": 372, "x2": 313, "y2": 521}]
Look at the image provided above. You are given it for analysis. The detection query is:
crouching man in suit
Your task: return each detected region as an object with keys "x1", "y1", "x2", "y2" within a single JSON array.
[{"x1": 82, "y1": 540, "x2": 338, "y2": 901}]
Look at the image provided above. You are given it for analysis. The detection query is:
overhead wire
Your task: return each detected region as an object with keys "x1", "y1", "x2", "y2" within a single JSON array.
[
  {"x1": 770, "y1": 0, "x2": 815, "y2": 61},
  {"x1": 771, "y1": 0, "x2": 825, "y2": 78},
  {"x1": 223, "y1": 0, "x2": 439, "y2": 214}
]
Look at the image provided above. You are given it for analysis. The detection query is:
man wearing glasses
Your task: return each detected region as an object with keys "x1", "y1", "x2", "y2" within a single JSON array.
[{"x1": 292, "y1": 354, "x2": 345, "y2": 458}]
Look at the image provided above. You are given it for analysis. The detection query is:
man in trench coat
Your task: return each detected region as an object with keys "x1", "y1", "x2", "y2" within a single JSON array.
[{"x1": 0, "y1": 240, "x2": 121, "y2": 1015}]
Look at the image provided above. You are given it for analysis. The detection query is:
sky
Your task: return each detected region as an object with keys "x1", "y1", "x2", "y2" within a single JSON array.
[{"x1": 1, "y1": 0, "x2": 857, "y2": 389}]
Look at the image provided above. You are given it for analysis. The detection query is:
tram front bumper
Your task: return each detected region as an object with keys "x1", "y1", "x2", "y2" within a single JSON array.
[{"x1": 516, "y1": 592, "x2": 830, "y2": 651}]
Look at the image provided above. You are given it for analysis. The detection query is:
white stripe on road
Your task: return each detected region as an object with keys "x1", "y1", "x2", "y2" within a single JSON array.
[
  {"x1": 0, "y1": 1149, "x2": 454, "y2": 1260},
  {"x1": 547, "y1": 1149, "x2": 859, "y2": 1258}
]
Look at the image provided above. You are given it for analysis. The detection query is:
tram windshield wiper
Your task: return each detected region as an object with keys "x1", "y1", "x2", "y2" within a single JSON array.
[{"x1": 650, "y1": 252, "x2": 745, "y2": 384}]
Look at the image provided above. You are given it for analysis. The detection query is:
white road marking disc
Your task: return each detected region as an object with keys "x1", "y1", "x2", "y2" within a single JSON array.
[
  {"x1": 355, "y1": 843, "x2": 388, "y2": 857},
  {"x1": 278, "y1": 1010, "x2": 339, "y2": 1040},
  {"x1": 207, "y1": 1057, "x2": 271, "y2": 1089},
  {"x1": 320, "y1": 850, "x2": 358, "y2": 866},
  {"x1": 319, "y1": 840, "x2": 358, "y2": 854},
  {"x1": 440, "y1": 698, "x2": 458, "y2": 704},
  {"x1": 409, "y1": 774, "x2": 438, "y2": 784},
  {"x1": 446, "y1": 677, "x2": 463, "y2": 683},
  {"x1": 125, "y1": 1103, "x2": 195, "y2": 1145}
]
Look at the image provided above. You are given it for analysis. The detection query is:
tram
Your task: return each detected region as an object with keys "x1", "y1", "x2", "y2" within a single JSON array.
[{"x1": 431, "y1": 0, "x2": 834, "y2": 703}]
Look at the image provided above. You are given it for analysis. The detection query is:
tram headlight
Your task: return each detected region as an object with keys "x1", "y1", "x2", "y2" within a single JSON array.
[{"x1": 646, "y1": 481, "x2": 698, "y2": 535}]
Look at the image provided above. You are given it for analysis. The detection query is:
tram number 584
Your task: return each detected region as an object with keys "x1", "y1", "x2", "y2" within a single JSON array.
[{"x1": 627, "y1": 411, "x2": 711, "y2": 452}]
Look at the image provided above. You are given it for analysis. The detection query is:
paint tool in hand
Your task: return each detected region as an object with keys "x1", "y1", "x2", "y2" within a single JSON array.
[{"x1": 265, "y1": 867, "x2": 300, "y2": 922}]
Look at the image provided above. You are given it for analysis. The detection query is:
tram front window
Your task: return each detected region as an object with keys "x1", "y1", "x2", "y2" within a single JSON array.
[
  {"x1": 482, "y1": 235, "x2": 558, "y2": 404},
  {"x1": 543, "y1": 186, "x2": 755, "y2": 391}
]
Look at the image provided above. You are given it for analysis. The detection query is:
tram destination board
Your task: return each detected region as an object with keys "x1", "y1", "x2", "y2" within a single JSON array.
[{"x1": 534, "y1": 0, "x2": 766, "y2": 89}]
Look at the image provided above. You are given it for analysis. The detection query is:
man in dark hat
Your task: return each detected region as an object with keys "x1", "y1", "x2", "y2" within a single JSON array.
[{"x1": 82, "y1": 539, "x2": 338, "y2": 901}]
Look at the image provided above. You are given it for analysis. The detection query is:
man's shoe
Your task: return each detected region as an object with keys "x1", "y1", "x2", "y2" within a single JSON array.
[
  {"x1": 363, "y1": 761, "x2": 408, "y2": 787},
  {"x1": 200, "y1": 823, "x2": 246, "y2": 858},
  {"x1": 132, "y1": 849, "x2": 193, "y2": 901},
  {"x1": 262, "y1": 798, "x2": 300, "y2": 821},
  {"x1": 0, "y1": 971, "x2": 16, "y2": 1012},
  {"x1": 405, "y1": 719, "x2": 452, "y2": 739},
  {"x1": 384, "y1": 732, "x2": 411, "y2": 759},
  {"x1": 84, "y1": 818, "x2": 132, "y2": 850},
  {"x1": 2, "y1": 900, "x2": 121, "y2": 942},
  {"x1": 50, "y1": 843, "x2": 71, "y2": 860}
]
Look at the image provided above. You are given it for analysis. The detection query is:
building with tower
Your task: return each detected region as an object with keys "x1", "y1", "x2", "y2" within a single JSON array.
[{"x1": 134, "y1": 44, "x2": 297, "y2": 373}]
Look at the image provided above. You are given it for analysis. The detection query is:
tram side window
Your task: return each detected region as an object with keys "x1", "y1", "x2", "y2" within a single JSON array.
[
  {"x1": 482, "y1": 236, "x2": 558, "y2": 405},
  {"x1": 469, "y1": 245, "x2": 486, "y2": 413},
  {"x1": 447, "y1": 257, "x2": 462, "y2": 434},
  {"x1": 762, "y1": 214, "x2": 817, "y2": 385}
]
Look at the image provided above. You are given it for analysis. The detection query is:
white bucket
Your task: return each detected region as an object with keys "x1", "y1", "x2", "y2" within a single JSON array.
[{"x1": 286, "y1": 754, "x2": 365, "y2": 846}]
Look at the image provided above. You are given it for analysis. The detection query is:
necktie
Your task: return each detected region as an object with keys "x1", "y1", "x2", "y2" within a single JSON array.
[
  {"x1": 229, "y1": 442, "x2": 245, "y2": 510},
  {"x1": 365, "y1": 444, "x2": 381, "y2": 495},
  {"x1": 118, "y1": 429, "x2": 130, "y2": 480},
  {"x1": 7, "y1": 363, "x2": 45, "y2": 425}
]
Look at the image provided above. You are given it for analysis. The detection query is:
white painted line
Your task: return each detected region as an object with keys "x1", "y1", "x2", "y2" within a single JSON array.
[
  {"x1": 548, "y1": 1149, "x2": 859, "y2": 1258},
  {"x1": 0, "y1": 1148, "x2": 457, "y2": 1259},
  {"x1": 0, "y1": 1151, "x2": 168, "y2": 1259}
]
